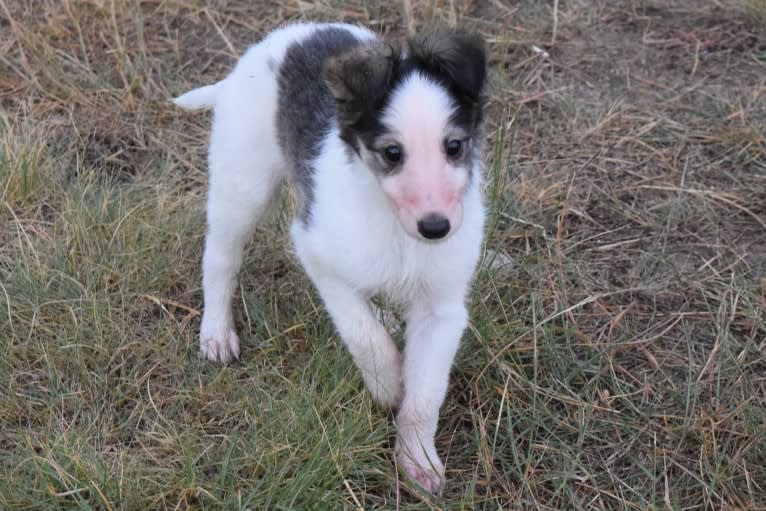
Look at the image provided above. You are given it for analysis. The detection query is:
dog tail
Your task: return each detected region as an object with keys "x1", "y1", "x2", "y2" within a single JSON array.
[{"x1": 173, "y1": 83, "x2": 221, "y2": 111}]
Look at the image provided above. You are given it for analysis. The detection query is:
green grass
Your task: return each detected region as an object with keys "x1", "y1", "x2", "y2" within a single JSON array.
[{"x1": 2, "y1": 0, "x2": 765, "y2": 509}]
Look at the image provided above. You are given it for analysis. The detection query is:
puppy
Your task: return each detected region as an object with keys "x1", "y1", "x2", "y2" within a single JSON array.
[{"x1": 174, "y1": 22, "x2": 487, "y2": 494}]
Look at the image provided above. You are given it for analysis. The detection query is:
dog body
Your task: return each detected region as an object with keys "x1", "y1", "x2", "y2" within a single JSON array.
[{"x1": 175, "y1": 22, "x2": 487, "y2": 493}]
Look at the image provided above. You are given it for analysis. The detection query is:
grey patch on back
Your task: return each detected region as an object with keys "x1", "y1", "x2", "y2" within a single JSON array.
[
  {"x1": 276, "y1": 27, "x2": 367, "y2": 224},
  {"x1": 267, "y1": 56, "x2": 278, "y2": 72}
]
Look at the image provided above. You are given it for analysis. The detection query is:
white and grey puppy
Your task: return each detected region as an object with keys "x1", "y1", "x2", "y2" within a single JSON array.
[{"x1": 174, "y1": 22, "x2": 487, "y2": 493}]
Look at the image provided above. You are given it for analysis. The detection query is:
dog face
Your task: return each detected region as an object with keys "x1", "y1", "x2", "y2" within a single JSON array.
[{"x1": 324, "y1": 31, "x2": 487, "y2": 241}]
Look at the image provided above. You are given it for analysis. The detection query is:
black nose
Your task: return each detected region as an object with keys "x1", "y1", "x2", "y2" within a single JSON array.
[{"x1": 417, "y1": 214, "x2": 451, "y2": 240}]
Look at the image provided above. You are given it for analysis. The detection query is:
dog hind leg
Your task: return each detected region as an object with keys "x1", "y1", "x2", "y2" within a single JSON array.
[
  {"x1": 200, "y1": 166, "x2": 282, "y2": 363},
  {"x1": 198, "y1": 48, "x2": 285, "y2": 363}
]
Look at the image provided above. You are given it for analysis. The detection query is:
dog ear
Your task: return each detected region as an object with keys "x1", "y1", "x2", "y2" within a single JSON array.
[
  {"x1": 324, "y1": 42, "x2": 398, "y2": 126},
  {"x1": 408, "y1": 30, "x2": 487, "y2": 104}
]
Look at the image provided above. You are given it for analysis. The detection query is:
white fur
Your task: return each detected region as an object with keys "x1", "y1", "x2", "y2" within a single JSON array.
[{"x1": 174, "y1": 22, "x2": 485, "y2": 494}]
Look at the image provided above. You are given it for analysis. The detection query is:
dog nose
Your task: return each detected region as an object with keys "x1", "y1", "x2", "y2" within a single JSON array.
[{"x1": 417, "y1": 214, "x2": 451, "y2": 239}]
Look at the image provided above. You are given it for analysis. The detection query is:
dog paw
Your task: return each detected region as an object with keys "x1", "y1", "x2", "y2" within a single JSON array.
[
  {"x1": 362, "y1": 348, "x2": 403, "y2": 410},
  {"x1": 200, "y1": 329, "x2": 240, "y2": 363},
  {"x1": 367, "y1": 368, "x2": 403, "y2": 410},
  {"x1": 396, "y1": 440, "x2": 445, "y2": 495}
]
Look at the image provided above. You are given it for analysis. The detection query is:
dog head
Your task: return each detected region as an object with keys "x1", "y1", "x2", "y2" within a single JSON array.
[{"x1": 324, "y1": 30, "x2": 487, "y2": 242}]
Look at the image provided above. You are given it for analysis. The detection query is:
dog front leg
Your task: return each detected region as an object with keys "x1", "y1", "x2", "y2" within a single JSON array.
[
  {"x1": 396, "y1": 297, "x2": 468, "y2": 494},
  {"x1": 307, "y1": 272, "x2": 403, "y2": 409}
]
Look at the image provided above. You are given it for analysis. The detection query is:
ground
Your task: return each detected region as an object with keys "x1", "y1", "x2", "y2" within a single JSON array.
[{"x1": 1, "y1": 0, "x2": 765, "y2": 509}]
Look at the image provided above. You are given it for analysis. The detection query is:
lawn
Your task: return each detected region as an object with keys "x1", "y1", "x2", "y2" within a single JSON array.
[{"x1": 1, "y1": 0, "x2": 765, "y2": 509}]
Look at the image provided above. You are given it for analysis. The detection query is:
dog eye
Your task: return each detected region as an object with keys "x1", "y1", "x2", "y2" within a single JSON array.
[
  {"x1": 382, "y1": 145, "x2": 402, "y2": 165},
  {"x1": 445, "y1": 139, "x2": 464, "y2": 158}
]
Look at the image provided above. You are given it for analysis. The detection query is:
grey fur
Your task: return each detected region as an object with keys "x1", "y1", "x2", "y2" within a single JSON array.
[
  {"x1": 276, "y1": 27, "x2": 366, "y2": 224},
  {"x1": 323, "y1": 42, "x2": 398, "y2": 153}
]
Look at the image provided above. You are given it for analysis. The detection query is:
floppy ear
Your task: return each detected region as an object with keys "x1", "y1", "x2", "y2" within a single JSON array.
[
  {"x1": 324, "y1": 42, "x2": 398, "y2": 126},
  {"x1": 408, "y1": 30, "x2": 487, "y2": 104}
]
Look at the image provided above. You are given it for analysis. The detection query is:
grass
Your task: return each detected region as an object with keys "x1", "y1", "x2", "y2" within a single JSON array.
[{"x1": 1, "y1": 0, "x2": 765, "y2": 509}]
